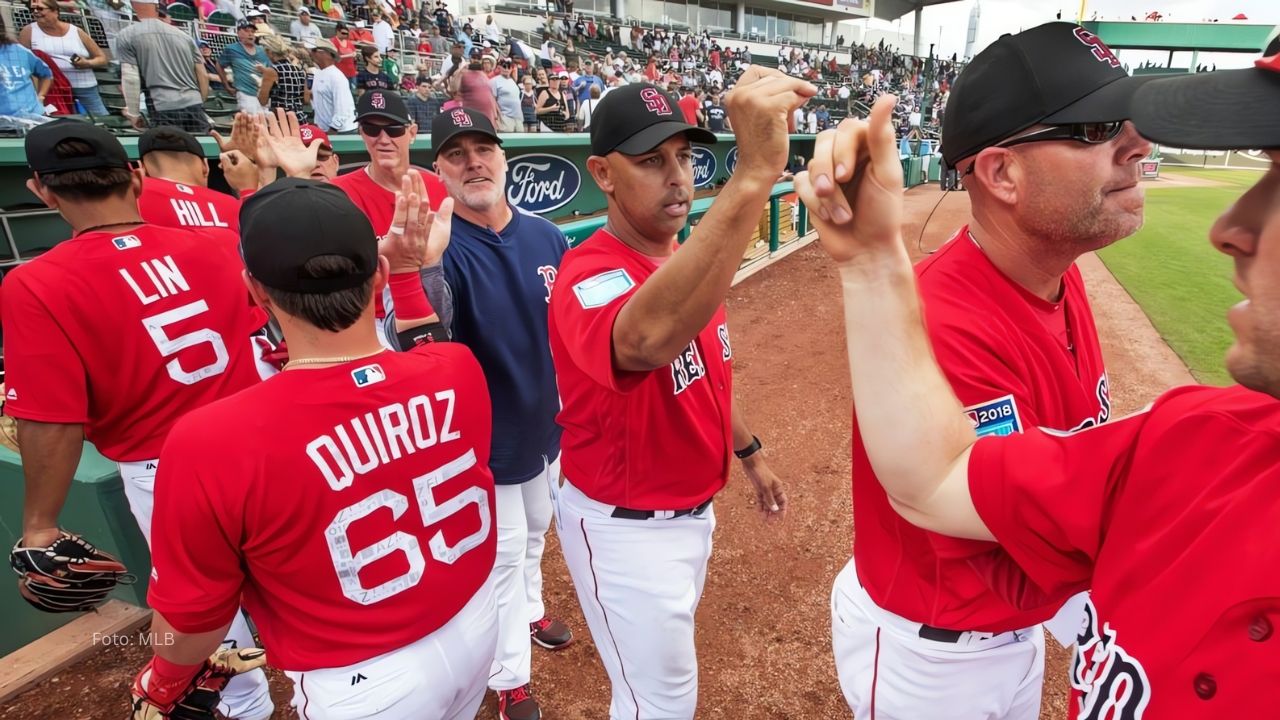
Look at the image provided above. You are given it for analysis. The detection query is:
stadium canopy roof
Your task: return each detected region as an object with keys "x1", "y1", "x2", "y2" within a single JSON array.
[{"x1": 872, "y1": 0, "x2": 963, "y2": 22}]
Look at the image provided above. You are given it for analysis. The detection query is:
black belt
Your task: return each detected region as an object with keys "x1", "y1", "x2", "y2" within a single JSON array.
[
  {"x1": 610, "y1": 498, "x2": 713, "y2": 520},
  {"x1": 918, "y1": 625, "x2": 967, "y2": 643}
]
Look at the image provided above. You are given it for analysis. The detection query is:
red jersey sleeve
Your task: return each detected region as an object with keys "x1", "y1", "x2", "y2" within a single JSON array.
[
  {"x1": 0, "y1": 271, "x2": 89, "y2": 423},
  {"x1": 968, "y1": 410, "x2": 1148, "y2": 601},
  {"x1": 550, "y1": 257, "x2": 645, "y2": 394},
  {"x1": 147, "y1": 420, "x2": 245, "y2": 634},
  {"x1": 929, "y1": 315, "x2": 1041, "y2": 429}
]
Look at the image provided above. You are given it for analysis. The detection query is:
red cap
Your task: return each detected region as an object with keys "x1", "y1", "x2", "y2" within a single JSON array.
[{"x1": 298, "y1": 124, "x2": 332, "y2": 151}]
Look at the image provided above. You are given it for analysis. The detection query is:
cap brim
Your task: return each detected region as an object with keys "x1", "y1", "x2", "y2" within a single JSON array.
[
  {"x1": 613, "y1": 122, "x2": 717, "y2": 155},
  {"x1": 432, "y1": 129, "x2": 503, "y2": 161},
  {"x1": 1042, "y1": 73, "x2": 1163, "y2": 124},
  {"x1": 1131, "y1": 68, "x2": 1280, "y2": 150},
  {"x1": 357, "y1": 110, "x2": 412, "y2": 124}
]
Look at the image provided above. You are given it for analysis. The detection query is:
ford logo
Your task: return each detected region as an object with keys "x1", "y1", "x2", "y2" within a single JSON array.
[
  {"x1": 725, "y1": 146, "x2": 738, "y2": 176},
  {"x1": 691, "y1": 147, "x2": 717, "y2": 188},
  {"x1": 506, "y1": 154, "x2": 581, "y2": 214}
]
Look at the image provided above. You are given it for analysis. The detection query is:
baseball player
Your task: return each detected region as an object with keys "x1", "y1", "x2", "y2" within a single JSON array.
[
  {"x1": 547, "y1": 72, "x2": 808, "y2": 718},
  {"x1": 381, "y1": 107, "x2": 572, "y2": 720},
  {"x1": 807, "y1": 24, "x2": 1154, "y2": 719},
  {"x1": 134, "y1": 177, "x2": 500, "y2": 720},
  {"x1": 3, "y1": 120, "x2": 273, "y2": 719},
  {"x1": 136, "y1": 126, "x2": 244, "y2": 231},
  {"x1": 798, "y1": 41, "x2": 1280, "y2": 718},
  {"x1": 332, "y1": 90, "x2": 448, "y2": 344}
]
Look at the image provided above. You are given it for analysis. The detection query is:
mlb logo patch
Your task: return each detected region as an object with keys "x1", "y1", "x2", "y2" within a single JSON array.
[
  {"x1": 5, "y1": 387, "x2": 15, "y2": 401},
  {"x1": 112, "y1": 235, "x2": 142, "y2": 250},
  {"x1": 964, "y1": 395, "x2": 1023, "y2": 437},
  {"x1": 351, "y1": 364, "x2": 386, "y2": 387}
]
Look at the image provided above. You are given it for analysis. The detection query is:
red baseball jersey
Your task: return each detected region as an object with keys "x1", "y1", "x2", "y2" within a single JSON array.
[
  {"x1": 1, "y1": 226, "x2": 266, "y2": 461},
  {"x1": 137, "y1": 177, "x2": 242, "y2": 232},
  {"x1": 549, "y1": 229, "x2": 734, "y2": 510},
  {"x1": 148, "y1": 345, "x2": 497, "y2": 672},
  {"x1": 852, "y1": 228, "x2": 1111, "y2": 632},
  {"x1": 970, "y1": 384, "x2": 1280, "y2": 719},
  {"x1": 331, "y1": 167, "x2": 447, "y2": 316}
]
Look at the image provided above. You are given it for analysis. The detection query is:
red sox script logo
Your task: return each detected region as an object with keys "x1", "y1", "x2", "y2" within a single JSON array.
[
  {"x1": 371, "y1": 92, "x2": 386, "y2": 109},
  {"x1": 451, "y1": 109, "x2": 473, "y2": 127},
  {"x1": 640, "y1": 87, "x2": 673, "y2": 116},
  {"x1": 536, "y1": 265, "x2": 557, "y2": 303},
  {"x1": 1071, "y1": 599, "x2": 1151, "y2": 720},
  {"x1": 1072, "y1": 28, "x2": 1122, "y2": 68}
]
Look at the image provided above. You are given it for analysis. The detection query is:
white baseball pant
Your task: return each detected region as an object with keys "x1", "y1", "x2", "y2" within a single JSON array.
[
  {"x1": 830, "y1": 561, "x2": 1045, "y2": 720},
  {"x1": 552, "y1": 477, "x2": 715, "y2": 720},
  {"x1": 284, "y1": 580, "x2": 498, "y2": 719},
  {"x1": 489, "y1": 454, "x2": 557, "y2": 692},
  {"x1": 119, "y1": 459, "x2": 275, "y2": 720}
]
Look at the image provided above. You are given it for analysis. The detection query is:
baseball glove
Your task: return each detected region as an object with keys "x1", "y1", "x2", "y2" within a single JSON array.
[
  {"x1": 10, "y1": 531, "x2": 134, "y2": 613},
  {"x1": 131, "y1": 647, "x2": 269, "y2": 720}
]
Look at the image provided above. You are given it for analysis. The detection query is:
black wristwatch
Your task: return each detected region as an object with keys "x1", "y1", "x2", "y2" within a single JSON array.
[{"x1": 734, "y1": 435, "x2": 762, "y2": 460}]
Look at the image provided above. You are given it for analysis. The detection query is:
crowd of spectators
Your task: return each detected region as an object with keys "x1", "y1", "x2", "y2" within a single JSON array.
[{"x1": 0, "y1": 0, "x2": 956, "y2": 140}]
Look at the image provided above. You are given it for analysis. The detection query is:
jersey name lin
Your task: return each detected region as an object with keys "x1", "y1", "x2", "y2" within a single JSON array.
[{"x1": 306, "y1": 391, "x2": 462, "y2": 492}]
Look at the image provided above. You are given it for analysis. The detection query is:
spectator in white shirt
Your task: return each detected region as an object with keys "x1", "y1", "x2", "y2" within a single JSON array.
[
  {"x1": 706, "y1": 67, "x2": 722, "y2": 87},
  {"x1": 290, "y1": 7, "x2": 323, "y2": 41},
  {"x1": 483, "y1": 14, "x2": 503, "y2": 44},
  {"x1": 371, "y1": 10, "x2": 393, "y2": 53},
  {"x1": 307, "y1": 37, "x2": 357, "y2": 133}
]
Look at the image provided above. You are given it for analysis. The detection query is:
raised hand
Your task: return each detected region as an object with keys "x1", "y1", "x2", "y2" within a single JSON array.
[
  {"x1": 257, "y1": 108, "x2": 321, "y2": 179},
  {"x1": 379, "y1": 172, "x2": 454, "y2": 273},
  {"x1": 210, "y1": 112, "x2": 261, "y2": 166},
  {"x1": 795, "y1": 94, "x2": 904, "y2": 265},
  {"x1": 723, "y1": 66, "x2": 817, "y2": 180},
  {"x1": 219, "y1": 150, "x2": 260, "y2": 194}
]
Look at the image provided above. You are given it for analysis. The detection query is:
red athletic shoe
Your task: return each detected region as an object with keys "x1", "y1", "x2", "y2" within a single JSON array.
[
  {"x1": 530, "y1": 616, "x2": 573, "y2": 650},
  {"x1": 498, "y1": 684, "x2": 541, "y2": 720}
]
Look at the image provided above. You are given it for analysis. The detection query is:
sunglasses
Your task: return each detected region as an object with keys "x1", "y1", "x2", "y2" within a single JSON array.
[
  {"x1": 995, "y1": 121, "x2": 1126, "y2": 149},
  {"x1": 360, "y1": 122, "x2": 408, "y2": 138}
]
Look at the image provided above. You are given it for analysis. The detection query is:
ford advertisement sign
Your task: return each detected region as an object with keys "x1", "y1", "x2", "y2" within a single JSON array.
[
  {"x1": 691, "y1": 146, "x2": 717, "y2": 188},
  {"x1": 506, "y1": 154, "x2": 581, "y2": 214},
  {"x1": 725, "y1": 146, "x2": 739, "y2": 176}
]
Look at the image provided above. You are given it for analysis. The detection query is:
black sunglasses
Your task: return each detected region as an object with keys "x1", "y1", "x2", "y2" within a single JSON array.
[
  {"x1": 360, "y1": 122, "x2": 408, "y2": 138},
  {"x1": 964, "y1": 121, "x2": 1126, "y2": 176},
  {"x1": 996, "y1": 121, "x2": 1126, "y2": 149}
]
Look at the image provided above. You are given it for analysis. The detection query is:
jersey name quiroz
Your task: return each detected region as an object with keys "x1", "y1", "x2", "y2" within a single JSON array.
[
  {"x1": 1, "y1": 225, "x2": 265, "y2": 461},
  {"x1": 148, "y1": 346, "x2": 497, "y2": 671}
]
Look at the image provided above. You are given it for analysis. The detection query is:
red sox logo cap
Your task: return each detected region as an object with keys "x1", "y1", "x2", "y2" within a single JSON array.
[
  {"x1": 300, "y1": 127, "x2": 315, "y2": 142},
  {"x1": 1071, "y1": 28, "x2": 1121, "y2": 68},
  {"x1": 639, "y1": 87, "x2": 673, "y2": 116}
]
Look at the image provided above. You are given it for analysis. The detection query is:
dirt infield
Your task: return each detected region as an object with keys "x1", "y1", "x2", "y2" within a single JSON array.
[{"x1": 0, "y1": 185, "x2": 1192, "y2": 720}]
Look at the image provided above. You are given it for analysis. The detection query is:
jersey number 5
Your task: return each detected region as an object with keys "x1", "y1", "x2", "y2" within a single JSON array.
[
  {"x1": 142, "y1": 300, "x2": 230, "y2": 385},
  {"x1": 325, "y1": 448, "x2": 491, "y2": 606}
]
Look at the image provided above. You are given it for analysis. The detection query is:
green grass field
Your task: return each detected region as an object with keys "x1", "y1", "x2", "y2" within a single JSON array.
[{"x1": 1096, "y1": 166, "x2": 1262, "y2": 386}]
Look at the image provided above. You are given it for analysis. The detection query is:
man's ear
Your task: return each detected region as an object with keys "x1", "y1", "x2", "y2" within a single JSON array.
[
  {"x1": 26, "y1": 176, "x2": 57, "y2": 211},
  {"x1": 585, "y1": 154, "x2": 613, "y2": 195}
]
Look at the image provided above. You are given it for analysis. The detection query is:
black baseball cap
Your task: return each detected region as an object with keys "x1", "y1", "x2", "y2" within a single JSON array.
[
  {"x1": 941, "y1": 22, "x2": 1155, "y2": 165},
  {"x1": 26, "y1": 119, "x2": 130, "y2": 174},
  {"x1": 138, "y1": 126, "x2": 204, "y2": 158},
  {"x1": 239, "y1": 179, "x2": 378, "y2": 294},
  {"x1": 356, "y1": 90, "x2": 412, "y2": 124},
  {"x1": 1131, "y1": 36, "x2": 1280, "y2": 150},
  {"x1": 431, "y1": 107, "x2": 502, "y2": 161},
  {"x1": 590, "y1": 82, "x2": 715, "y2": 156}
]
